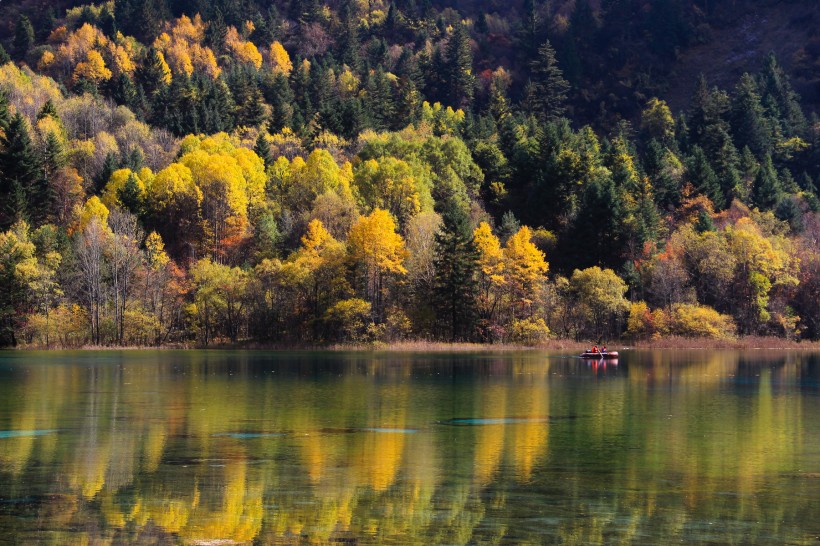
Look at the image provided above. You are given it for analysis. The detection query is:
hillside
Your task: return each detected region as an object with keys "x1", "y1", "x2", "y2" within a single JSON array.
[{"x1": 0, "y1": 0, "x2": 818, "y2": 348}]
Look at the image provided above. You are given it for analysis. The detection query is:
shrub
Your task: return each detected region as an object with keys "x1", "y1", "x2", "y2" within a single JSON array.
[{"x1": 510, "y1": 317, "x2": 551, "y2": 346}]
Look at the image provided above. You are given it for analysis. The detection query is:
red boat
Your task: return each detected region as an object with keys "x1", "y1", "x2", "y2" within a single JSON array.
[{"x1": 580, "y1": 351, "x2": 619, "y2": 359}]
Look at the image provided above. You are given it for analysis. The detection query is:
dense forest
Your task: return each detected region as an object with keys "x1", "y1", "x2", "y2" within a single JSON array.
[{"x1": 0, "y1": 0, "x2": 818, "y2": 347}]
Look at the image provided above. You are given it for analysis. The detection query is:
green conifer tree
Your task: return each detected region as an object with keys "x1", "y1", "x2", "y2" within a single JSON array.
[
  {"x1": 13, "y1": 15, "x2": 35, "y2": 59},
  {"x1": 444, "y1": 23, "x2": 475, "y2": 109},
  {"x1": 686, "y1": 145, "x2": 724, "y2": 209},
  {"x1": 433, "y1": 204, "x2": 479, "y2": 342},
  {"x1": 751, "y1": 154, "x2": 781, "y2": 210},
  {"x1": 528, "y1": 40, "x2": 570, "y2": 121}
]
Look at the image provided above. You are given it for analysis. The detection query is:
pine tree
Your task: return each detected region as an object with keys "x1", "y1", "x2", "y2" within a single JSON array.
[
  {"x1": 111, "y1": 73, "x2": 138, "y2": 111},
  {"x1": 529, "y1": 40, "x2": 570, "y2": 122},
  {"x1": 135, "y1": 48, "x2": 171, "y2": 99},
  {"x1": 205, "y1": 9, "x2": 228, "y2": 55},
  {"x1": 758, "y1": 53, "x2": 807, "y2": 137},
  {"x1": 0, "y1": 44, "x2": 10, "y2": 66},
  {"x1": 686, "y1": 145, "x2": 724, "y2": 209},
  {"x1": 118, "y1": 173, "x2": 144, "y2": 217},
  {"x1": 0, "y1": 114, "x2": 41, "y2": 227},
  {"x1": 365, "y1": 68, "x2": 396, "y2": 130},
  {"x1": 99, "y1": 5, "x2": 117, "y2": 36},
  {"x1": 337, "y1": 6, "x2": 362, "y2": 71},
  {"x1": 13, "y1": 15, "x2": 35, "y2": 59},
  {"x1": 432, "y1": 205, "x2": 479, "y2": 341},
  {"x1": 37, "y1": 131, "x2": 65, "y2": 223},
  {"x1": 521, "y1": 0, "x2": 541, "y2": 56},
  {"x1": 731, "y1": 73, "x2": 772, "y2": 156},
  {"x1": 444, "y1": 23, "x2": 475, "y2": 109},
  {"x1": 254, "y1": 132, "x2": 273, "y2": 168},
  {"x1": 751, "y1": 154, "x2": 781, "y2": 210},
  {"x1": 262, "y1": 72, "x2": 293, "y2": 132},
  {"x1": 96, "y1": 153, "x2": 118, "y2": 193}
]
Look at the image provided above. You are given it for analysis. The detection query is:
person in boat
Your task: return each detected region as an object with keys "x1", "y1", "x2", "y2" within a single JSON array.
[
  {"x1": 601, "y1": 346, "x2": 607, "y2": 354},
  {"x1": 591, "y1": 345, "x2": 598, "y2": 353}
]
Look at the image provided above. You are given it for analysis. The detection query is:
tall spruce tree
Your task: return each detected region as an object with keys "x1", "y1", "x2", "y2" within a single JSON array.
[
  {"x1": 13, "y1": 15, "x2": 35, "y2": 59},
  {"x1": 0, "y1": 113, "x2": 41, "y2": 227},
  {"x1": 686, "y1": 145, "x2": 724, "y2": 209},
  {"x1": 528, "y1": 40, "x2": 570, "y2": 121},
  {"x1": 432, "y1": 204, "x2": 478, "y2": 342},
  {"x1": 758, "y1": 53, "x2": 807, "y2": 137},
  {"x1": 730, "y1": 73, "x2": 773, "y2": 156},
  {"x1": 751, "y1": 154, "x2": 781, "y2": 210},
  {"x1": 444, "y1": 22, "x2": 475, "y2": 109}
]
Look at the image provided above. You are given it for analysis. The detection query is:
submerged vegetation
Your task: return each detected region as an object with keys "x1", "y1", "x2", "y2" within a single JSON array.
[{"x1": 0, "y1": 0, "x2": 818, "y2": 347}]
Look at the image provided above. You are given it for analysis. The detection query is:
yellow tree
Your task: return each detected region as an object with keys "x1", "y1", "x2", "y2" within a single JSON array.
[
  {"x1": 269, "y1": 41, "x2": 292, "y2": 75},
  {"x1": 503, "y1": 226, "x2": 548, "y2": 320},
  {"x1": 146, "y1": 162, "x2": 203, "y2": 255},
  {"x1": 569, "y1": 266, "x2": 629, "y2": 340},
  {"x1": 347, "y1": 209, "x2": 407, "y2": 322},
  {"x1": 225, "y1": 27, "x2": 262, "y2": 69},
  {"x1": 473, "y1": 222, "x2": 506, "y2": 337},
  {"x1": 280, "y1": 220, "x2": 349, "y2": 336},
  {"x1": 73, "y1": 50, "x2": 113, "y2": 85}
]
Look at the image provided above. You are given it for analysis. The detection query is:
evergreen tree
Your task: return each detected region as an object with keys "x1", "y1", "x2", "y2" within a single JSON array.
[
  {"x1": 0, "y1": 44, "x2": 10, "y2": 66},
  {"x1": 758, "y1": 53, "x2": 807, "y2": 137},
  {"x1": 13, "y1": 15, "x2": 35, "y2": 59},
  {"x1": 205, "y1": 9, "x2": 228, "y2": 55},
  {"x1": 115, "y1": 0, "x2": 169, "y2": 42},
  {"x1": 644, "y1": 139, "x2": 680, "y2": 209},
  {"x1": 99, "y1": 5, "x2": 117, "y2": 36},
  {"x1": 118, "y1": 173, "x2": 144, "y2": 217},
  {"x1": 520, "y1": 0, "x2": 541, "y2": 56},
  {"x1": 38, "y1": 131, "x2": 65, "y2": 223},
  {"x1": 365, "y1": 68, "x2": 396, "y2": 130},
  {"x1": 96, "y1": 153, "x2": 118, "y2": 193},
  {"x1": 111, "y1": 73, "x2": 138, "y2": 111},
  {"x1": 694, "y1": 209, "x2": 715, "y2": 233},
  {"x1": 254, "y1": 132, "x2": 273, "y2": 168},
  {"x1": 499, "y1": 210, "x2": 521, "y2": 244},
  {"x1": 432, "y1": 205, "x2": 479, "y2": 342},
  {"x1": 444, "y1": 23, "x2": 475, "y2": 109},
  {"x1": 337, "y1": 6, "x2": 362, "y2": 71},
  {"x1": 751, "y1": 154, "x2": 781, "y2": 210},
  {"x1": 686, "y1": 145, "x2": 724, "y2": 209},
  {"x1": 37, "y1": 100, "x2": 59, "y2": 121},
  {"x1": 135, "y1": 48, "x2": 170, "y2": 99},
  {"x1": 339, "y1": 96, "x2": 365, "y2": 139},
  {"x1": 0, "y1": 113, "x2": 41, "y2": 227},
  {"x1": 528, "y1": 40, "x2": 570, "y2": 121},
  {"x1": 730, "y1": 73, "x2": 772, "y2": 156},
  {"x1": 559, "y1": 171, "x2": 625, "y2": 271},
  {"x1": 261, "y1": 72, "x2": 294, "y2": 132}
]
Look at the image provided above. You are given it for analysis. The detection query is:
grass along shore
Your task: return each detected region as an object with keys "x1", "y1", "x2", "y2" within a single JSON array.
[{"x1": 8, "y1": 336, "x2": 820, "y2": 351}]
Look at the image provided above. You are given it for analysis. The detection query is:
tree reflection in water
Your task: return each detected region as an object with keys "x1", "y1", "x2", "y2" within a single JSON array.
[{"x1": 0, "y1": 349, "x2": 817, "y2": 544}]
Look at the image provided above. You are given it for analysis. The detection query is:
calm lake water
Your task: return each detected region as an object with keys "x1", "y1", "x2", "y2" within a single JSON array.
[{"x1": 0, "y1": 350, "x2": 818, "y2": 544}]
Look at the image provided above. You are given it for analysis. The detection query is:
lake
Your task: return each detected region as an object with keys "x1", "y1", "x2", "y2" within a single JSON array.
[{"x1": 0, "y1": 349, "x2": 818, "y2": 544}]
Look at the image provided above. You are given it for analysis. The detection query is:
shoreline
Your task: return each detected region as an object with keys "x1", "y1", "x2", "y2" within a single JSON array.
[{"x1": 7, "y1": 336, "x2": 820, "y2": 352}]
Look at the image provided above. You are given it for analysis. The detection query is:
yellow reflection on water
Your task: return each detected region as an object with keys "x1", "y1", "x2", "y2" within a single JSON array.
[{"x1": 0, "y1": 350, "x2": 816, "y2": 544}]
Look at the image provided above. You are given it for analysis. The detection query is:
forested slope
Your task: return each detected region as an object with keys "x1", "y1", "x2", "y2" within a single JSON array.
[{"x1": 0, "y1": 0, "x2": 818, "y2": 347}]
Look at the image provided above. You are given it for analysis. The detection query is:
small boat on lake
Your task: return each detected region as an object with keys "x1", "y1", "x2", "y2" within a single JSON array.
[{"x1": 580, "y1": 351, "x2": 619, "y2": 359}]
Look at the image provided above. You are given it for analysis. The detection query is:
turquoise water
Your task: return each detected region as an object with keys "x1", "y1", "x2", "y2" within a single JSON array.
[{"x1": 0, "y1": 349, "x2": 818, "y2": 543}]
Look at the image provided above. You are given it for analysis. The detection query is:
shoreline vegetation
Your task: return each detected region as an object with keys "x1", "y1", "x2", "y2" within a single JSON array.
[
  {"x1": 9, "y1": 336, "x2": 820, "y2": 352},
  {"x1": 1, "y1": 2, "x2": 819, "y2": 352}
]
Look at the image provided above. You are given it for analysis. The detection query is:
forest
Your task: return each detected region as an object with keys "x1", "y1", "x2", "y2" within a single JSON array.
[{"x1": 0, "y1": 0, "x2": 818, "y2": 347}]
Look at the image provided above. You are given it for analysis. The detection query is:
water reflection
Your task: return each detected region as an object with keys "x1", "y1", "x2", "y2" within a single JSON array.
[{"x1": 0, "y1": 350, "x2": 817, "y2": 544}]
